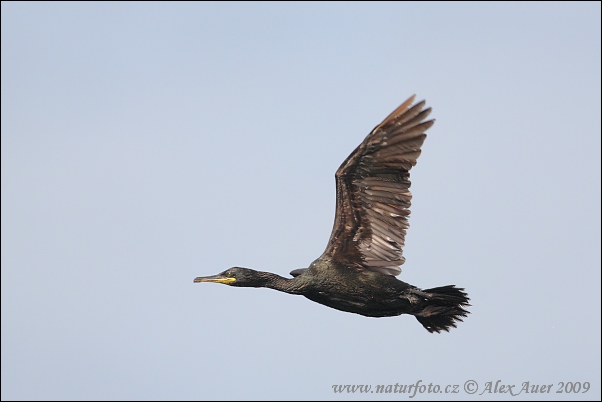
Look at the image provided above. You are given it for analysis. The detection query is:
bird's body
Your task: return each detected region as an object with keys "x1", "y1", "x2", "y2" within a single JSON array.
[
  {"x1": 293, "y1": 260, "x2": 414, "y2": 318},
  {"x1": 195, "y1": 95, "x2": 470, "y2": 333}
]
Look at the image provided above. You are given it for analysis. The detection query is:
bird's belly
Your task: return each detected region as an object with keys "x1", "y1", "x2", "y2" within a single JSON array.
[{"x1": 304, "y1": 289, "x2": 410, "y2": 318}]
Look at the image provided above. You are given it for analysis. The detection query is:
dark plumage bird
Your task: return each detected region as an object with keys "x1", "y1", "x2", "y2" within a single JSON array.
[{"x1": 195, "y1": 95, "x2": 470, "y2": 333}]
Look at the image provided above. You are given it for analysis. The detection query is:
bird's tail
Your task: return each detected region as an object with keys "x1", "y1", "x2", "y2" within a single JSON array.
[{"x1": 413, "y1": 285, "x2": 470, "y2": 333}]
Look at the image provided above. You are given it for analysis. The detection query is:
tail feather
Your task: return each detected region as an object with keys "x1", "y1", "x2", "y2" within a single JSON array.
[{"x1": 414, "y1": 285, "x2": 470, "y2": 333}]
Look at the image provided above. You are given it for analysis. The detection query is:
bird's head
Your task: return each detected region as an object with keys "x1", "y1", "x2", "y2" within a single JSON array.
[{"x1": 193, "y1": 267, "x2": 267, "y2": 287}]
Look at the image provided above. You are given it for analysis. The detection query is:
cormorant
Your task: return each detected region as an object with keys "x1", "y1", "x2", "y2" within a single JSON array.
[{"x1": 194, "y1": 95, "x2": 470, "y2": 333}]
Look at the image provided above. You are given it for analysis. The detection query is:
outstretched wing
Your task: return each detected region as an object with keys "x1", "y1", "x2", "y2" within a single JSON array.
[{"x1": 320, "y1": 95, "x2": 434, "y2": 276}]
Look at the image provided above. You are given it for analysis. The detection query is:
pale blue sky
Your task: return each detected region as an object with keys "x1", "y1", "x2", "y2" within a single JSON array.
[{"x1": 2, "y1": 2, "x2": 600, "y2": 400}]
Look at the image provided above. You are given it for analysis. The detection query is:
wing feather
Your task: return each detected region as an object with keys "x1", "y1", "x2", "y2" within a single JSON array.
[{"x1": 319, "y1": 95, "x2": 434, "y2": 275}]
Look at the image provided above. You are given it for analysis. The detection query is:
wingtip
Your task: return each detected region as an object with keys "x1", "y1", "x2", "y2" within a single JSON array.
[
  {"x1": 400, "y1": 94, "x2": 417, "y2": 110},
  {"x1": 375, "y1": 94, "x2": 421, "y2": 131}
]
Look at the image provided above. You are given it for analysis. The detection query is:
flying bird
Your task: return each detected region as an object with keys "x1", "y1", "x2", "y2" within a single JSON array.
[{"x1": 194, "y1": 95, "x2": 470, "y2": 333}]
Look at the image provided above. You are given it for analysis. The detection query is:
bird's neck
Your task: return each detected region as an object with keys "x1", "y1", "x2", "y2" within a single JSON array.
[{"x1": 256, "y1": 271, "x2": 306, "y2": 295}]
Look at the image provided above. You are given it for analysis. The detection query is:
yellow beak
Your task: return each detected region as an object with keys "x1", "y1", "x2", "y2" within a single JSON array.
[{"x1": 193, "y1": 275, "x2": 236, "y2": 284}]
